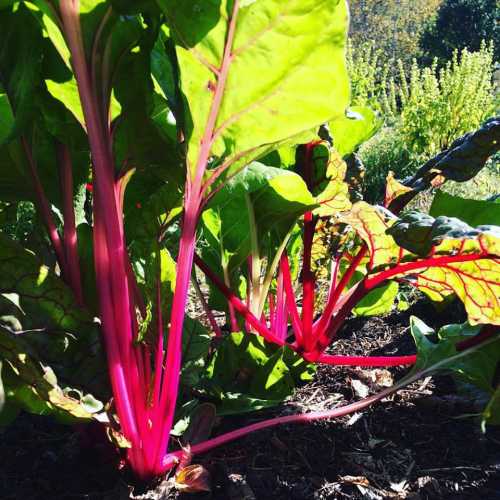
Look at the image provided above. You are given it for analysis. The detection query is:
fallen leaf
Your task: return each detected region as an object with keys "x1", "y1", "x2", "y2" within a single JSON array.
[
  {"x1": 175, "y1": 464, "x2": 211, "y2": 493},
  {"x1": 371, "y1": 369, "x2": 394, "y2": 387}
]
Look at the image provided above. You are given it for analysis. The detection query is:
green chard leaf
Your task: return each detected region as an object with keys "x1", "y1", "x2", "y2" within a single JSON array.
[
  {"x1": 0, "y1": 234, "x2": 108, "y2": 418},
  {"x1": 201, "y1": 162, "x2": 315, "y2": 272},
  {"x1": 410, "y1": 317, "x2": 500, "y2": 427},
  {"x1": 158, "y1": 0, "x2": 350, "y2": 178},
  {"x1": 329, "y1": 106, "x2": 382, "y2": 158},
  {"x1": 204, "y1": 331, "x2": 314, "y2": 415},
  {"x1": 430, "y1": 190, "x2": 500, "y2": 228}
]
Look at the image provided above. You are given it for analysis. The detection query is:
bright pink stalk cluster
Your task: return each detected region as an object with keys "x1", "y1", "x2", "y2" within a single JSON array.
[{"x1": 50, "y1": 0, "x2": 247, "y2": 479}]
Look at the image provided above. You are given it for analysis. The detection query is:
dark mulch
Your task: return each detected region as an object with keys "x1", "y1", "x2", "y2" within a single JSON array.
[{"x1": 2, "y1": 301, "x2": 499, "y2": 500}]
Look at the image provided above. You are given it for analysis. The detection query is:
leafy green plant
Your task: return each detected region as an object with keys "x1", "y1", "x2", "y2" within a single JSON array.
[
  {"x1": 196, "y1": 117, "x2": 500, "y2": 361},
  {"x1": 360, "y1": 44, "x2": 497, "y2": 201},
  {"x1": 397, "y1": 44, "x2": 496, "y2": 159},
  {"x1": 0, "y1": 0, "x2": 498, "y2": 487},
  {"x1": 347, "y1": 41, "x2": 388, "y2": 112},
  {"x1": 0, "y1": 0, "x2": 350, "y2": 480}
]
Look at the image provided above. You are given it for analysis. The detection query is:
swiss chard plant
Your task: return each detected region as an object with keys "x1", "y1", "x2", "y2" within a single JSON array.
[
  {"x1": 195, "y1": 116, "x2": 500, "y2": 366},
  {"x1": 0, "y1": 0, "x2": 498, "y2": 486}
]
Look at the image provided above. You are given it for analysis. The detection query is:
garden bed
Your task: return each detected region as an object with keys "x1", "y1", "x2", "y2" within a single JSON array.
[{"x1": 2, "y1": 301, "x2": 499, "y2": 500}]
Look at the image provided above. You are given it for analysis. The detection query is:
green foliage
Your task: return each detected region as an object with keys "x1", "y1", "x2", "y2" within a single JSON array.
[
  {"x1": 410, "y1": 317, "x2": 500, "y2": 426},
  {"x1": 0, "y1": 233, "x2": 107, "y2": 422},
  {"x1": 0, "y1": 0, "x2": 352, "y2": 454},
  {"x1": 359, "y1": 128, "x2": 416, "y2": 203},
  {"x1": 329, "y1": 106, "x2": 383, "y2": 157},
  {"x1": 346, "y1": 41, "x2": 389, "y2": 111},
  {"x1": 0, "y1": 1, "x2": 499, "y2": 478},
  {"x1": 421, "y1": 0, "x2": 500, "y2": 63},
  {"x1": 360, "y1": 44, "x2": 497, "y2": 201},
  {"x1": 0, "y1": 201, "x2": 37, "y2": 243},
  {"x1": 397, "y1": 45, "x2": 496, "y2": 160},
  {"x1": 157, "y1": 0, "x2": 350, "y2": 178},
  {"x1": 203, "y1": 332, "x2": 315, "y2": 415},
  {"x1": 430, "y1": 190, "x2": 500, "y2": 226}
]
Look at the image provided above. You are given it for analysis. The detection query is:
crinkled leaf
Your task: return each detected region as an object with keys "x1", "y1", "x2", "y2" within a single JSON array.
[
  {"x1": 341, "y1": 206, "x2": 500, "y2": 326},
  {"x1": 407, "y1": 116, "x2": 500, "y2": 188},
  {"x1": 417, "y1": 258, "x2": 500, "y2": 326},
  {"x1": 385, "y1": 214, "x2": 500, "y2": 324},
  {"x1": 0, "y1": 142, "x2": 33, "y2": 201},
  {"x1": 0, "y1": 234, "x2": 108, "y2": 405},
  {"x1": 114, "y1": 46, "x2": 184, "y2": 244},
  {"x1": 410, "y1": 318, "x2": 500, "y2": 408},
  {"x1": 388, "y1": 212, "x2": 499, "y2": 257},
  {"x1": 0, "y1": 327, "x2": 100, "y2": 421}
]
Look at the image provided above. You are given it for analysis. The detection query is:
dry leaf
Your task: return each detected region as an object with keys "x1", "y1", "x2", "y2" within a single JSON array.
[{"x1": 175, "y1": 464, "x2": 211, "y2": 493}]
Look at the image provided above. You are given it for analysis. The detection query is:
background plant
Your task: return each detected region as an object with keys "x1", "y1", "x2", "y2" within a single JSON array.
[{"x1": 359, "y1": 44, "x2": 497, "y2": 202}]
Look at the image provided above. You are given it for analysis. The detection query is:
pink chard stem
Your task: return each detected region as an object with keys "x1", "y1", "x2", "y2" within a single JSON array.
[
  {"x1": 59, "y1": 0, "x2": 149, "y2": 476},
  {"x1": 22, "y1": 137, "x2": 68, "y2": 276},
  {"x1": 58, "y1": 144, "x2": 84, "y2": 305},
  {"x1": 162, "y1": 332, "x2": 499, "y2": 468},
  {"x1": 300, "y1": 143, "x2": 318, "y2": 352},
  {"x1": 281, "y1": 253, "x2": 303, "y2": 344},
  {"x1": 194, "y1": 254, "x2": 287, "y2": 347},
  {"x1": 163, "y1": 333, "x2": 500, "y2": 469},
  {"x1": 156, "y1": 0, "x2": 243, "y2": 474}
]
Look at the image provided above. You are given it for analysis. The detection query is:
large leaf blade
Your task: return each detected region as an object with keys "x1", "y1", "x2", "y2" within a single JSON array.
[{"x1": 159, "y1": 0, "x2": 350, "y2": 176}]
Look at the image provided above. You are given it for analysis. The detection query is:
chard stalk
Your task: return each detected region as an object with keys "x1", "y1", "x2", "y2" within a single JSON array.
[
  {"x1": 300, "y1": 143, "x2": 319, "y2": 352},
  {"x1": 59, "y1": 0, "x2": 146, "y2": 474},
  {"x1": 58, "y1": 144, "x2": 84, "y2": 305},
  {"x1": 245, "y1": 192, "x2": 262, "y2": 318}
]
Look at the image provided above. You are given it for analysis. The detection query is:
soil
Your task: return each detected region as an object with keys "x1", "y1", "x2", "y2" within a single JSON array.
[{"x1": 1, "y1": 300, "x2": 499, "y2": 500}]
